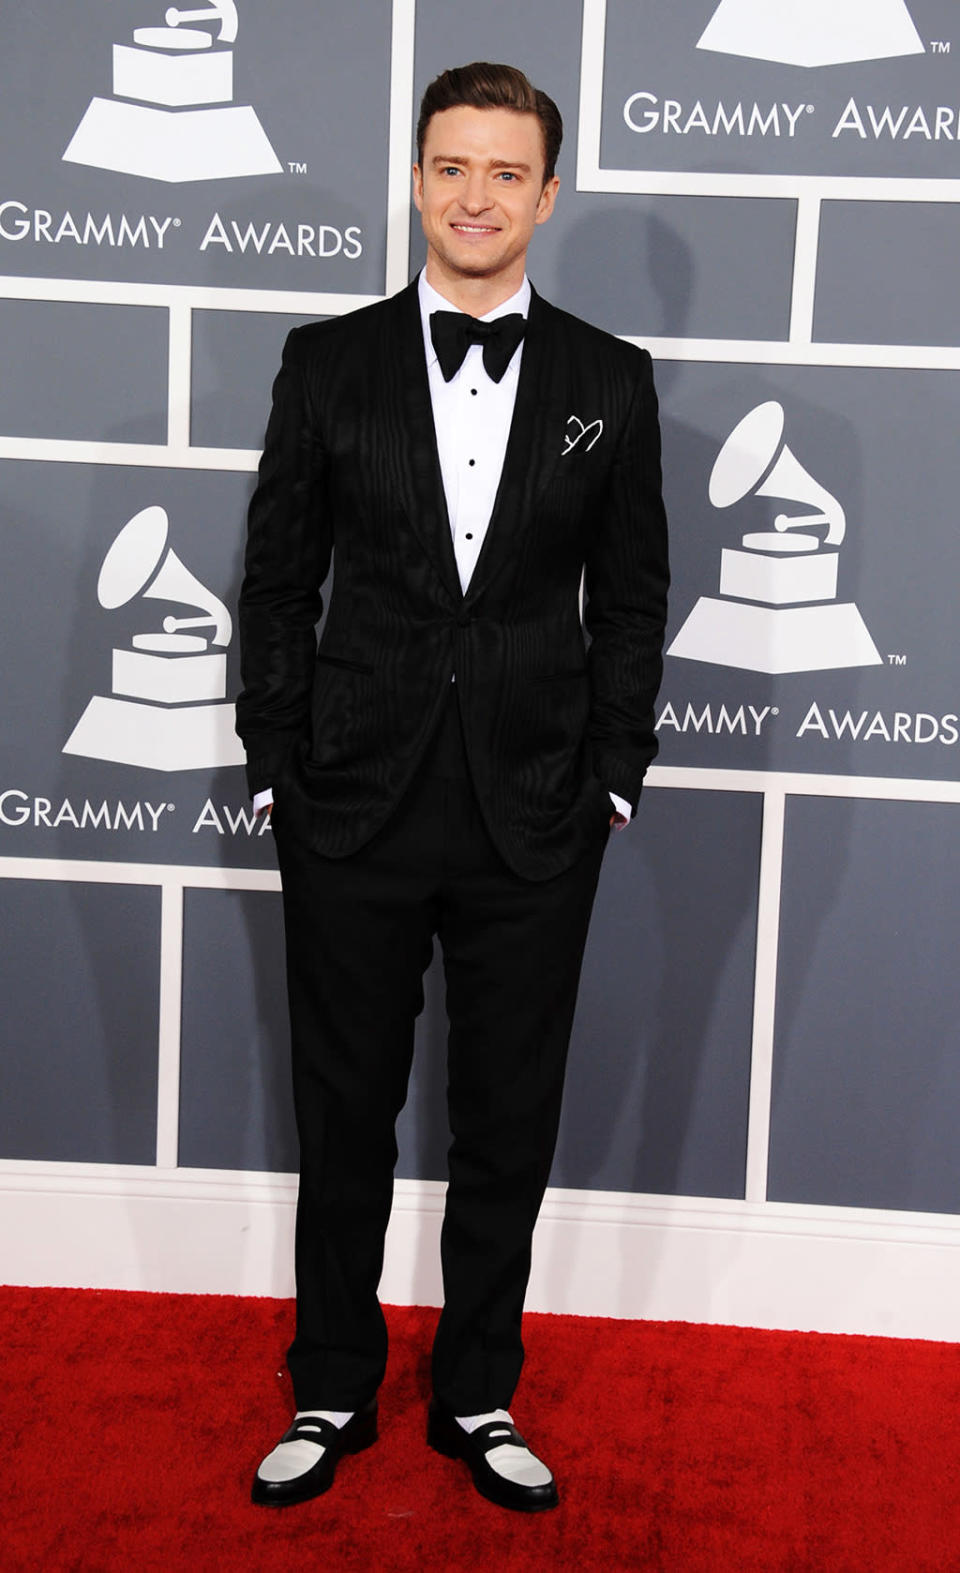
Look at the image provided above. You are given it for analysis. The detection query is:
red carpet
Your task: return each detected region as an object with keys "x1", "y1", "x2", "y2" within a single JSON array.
[{"x1": 3, "y1": 1288, "x2": 960, "y2": 1571}]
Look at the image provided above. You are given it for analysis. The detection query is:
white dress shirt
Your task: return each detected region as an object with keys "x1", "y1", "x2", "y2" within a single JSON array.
[
  {"x1": 419, "y1": 271, "x2": 528, "y2": 594},
  {"x1": 253, "y1": 273, "x2": 629, "y2": 825}
]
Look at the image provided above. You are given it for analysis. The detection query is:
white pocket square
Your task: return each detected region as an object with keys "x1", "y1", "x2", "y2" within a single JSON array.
[{"x1": 563, "y1": 415, "x2": 604, "y2": 455}]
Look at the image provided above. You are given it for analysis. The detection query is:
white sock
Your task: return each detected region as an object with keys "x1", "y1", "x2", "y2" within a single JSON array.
[
  {"x1": 454, "y1": 1409, "x2": 553, "y2": 1489},
  {"x1": 256, "y1": 1409, "x2": 354, "y2": 1483}
]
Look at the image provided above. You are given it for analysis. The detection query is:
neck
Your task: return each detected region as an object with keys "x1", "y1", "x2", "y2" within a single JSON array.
[{"x1": 424, "y1": 255, "x2": 526, "y2": 317}]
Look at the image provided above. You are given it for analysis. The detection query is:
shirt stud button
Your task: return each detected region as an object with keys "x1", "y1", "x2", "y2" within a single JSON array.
[{"x1": 468, "y1": 459, "x2": 475, "y2": 467}]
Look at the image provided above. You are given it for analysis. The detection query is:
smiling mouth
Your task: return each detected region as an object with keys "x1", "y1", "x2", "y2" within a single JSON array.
[{"x1": 450, "y1": 223, "x2": 500, "y2": 235}]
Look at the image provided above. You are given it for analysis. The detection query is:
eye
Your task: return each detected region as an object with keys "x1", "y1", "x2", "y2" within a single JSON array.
[
  {"x1": 497, "y1": 171, "x2": 518, "y2": 182},
  {"x1": 441, "y1": 166, "x2": 462, "y2": 177}
]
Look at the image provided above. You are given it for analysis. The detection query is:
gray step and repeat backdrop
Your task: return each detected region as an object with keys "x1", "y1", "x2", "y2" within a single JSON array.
[{"x1": 2, "y1": 0, "x2": 960, "y2": 1325}]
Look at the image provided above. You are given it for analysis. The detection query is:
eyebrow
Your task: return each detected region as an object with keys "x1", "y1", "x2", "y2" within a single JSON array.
[{"x1": 430, "y1": 154, "x2": 532, "y2": 174}]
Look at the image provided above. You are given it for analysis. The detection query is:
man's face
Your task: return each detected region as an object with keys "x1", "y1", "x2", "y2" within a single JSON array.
[{"x1": 413, "y1": 105, "x2": 559, "y2": 289}]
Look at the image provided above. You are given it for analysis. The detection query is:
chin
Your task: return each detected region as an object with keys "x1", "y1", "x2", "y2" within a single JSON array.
[
  {"x1": 449, "y1": 258, "x2": 499, "y2": 278},
  {"x1": 448, "y1": 242, "x2": 512, "y2": 271}
]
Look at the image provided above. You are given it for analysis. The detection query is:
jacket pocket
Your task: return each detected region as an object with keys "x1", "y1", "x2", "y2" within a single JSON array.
[{"x1": 316, "y1": 652, "x2": 373, "y2": 675}]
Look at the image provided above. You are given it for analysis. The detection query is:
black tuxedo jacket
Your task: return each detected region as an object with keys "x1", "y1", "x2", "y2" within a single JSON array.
[{"x1": 236, "y1": 279, "x2": 669, "y2": 881}]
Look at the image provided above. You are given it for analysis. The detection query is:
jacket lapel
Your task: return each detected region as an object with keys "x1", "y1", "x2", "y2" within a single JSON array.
[
  {"x1": 388, "y1": 281, "x2": 463, "y2": 607},
  {"x1": 463, "y1": 289, "x2": 567, "y2": 607}
]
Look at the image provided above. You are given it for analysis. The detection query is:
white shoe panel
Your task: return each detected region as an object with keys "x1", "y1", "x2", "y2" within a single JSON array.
[
  {"x1": 454, "y1": 1408, "x2": 554, "y2": 1488},
  {"x1": 255, "y1": 1408, "x2": 353, "y2": 1483},
  {"x1": 483, "y1": 1443, "x2": 553, "y2": 1488},
  {"x1": 256, "y1": 1438, "x2": 324, "y2": 1483}
]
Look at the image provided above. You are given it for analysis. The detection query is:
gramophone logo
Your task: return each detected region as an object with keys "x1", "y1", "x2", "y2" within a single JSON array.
[
  {"x1": 63, "y1": 1, "x2": 282, "y2": 183},
  {"x1": 697, "y1": 0, "x2": 925, "y2": 68},
  {"x1": 668, "y1": 402, "x2": 882, "y2": 675},
  {"x1": 63, "y1": 505, "x2": 246, "y2": 771}
]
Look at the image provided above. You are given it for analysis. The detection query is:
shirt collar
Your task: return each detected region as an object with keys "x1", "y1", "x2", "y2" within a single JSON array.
[{"x1": 419, "y1": 271, "x2": 531, "y2": 371}]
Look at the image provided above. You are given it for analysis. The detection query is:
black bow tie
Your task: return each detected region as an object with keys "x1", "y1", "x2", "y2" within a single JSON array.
[{"x1": 429, "y1": 310, "x2": 526, "y2": 384}]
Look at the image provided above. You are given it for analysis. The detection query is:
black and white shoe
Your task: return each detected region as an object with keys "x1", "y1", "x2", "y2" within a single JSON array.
[
  {"x1": 427, "y1": 1401, "x2": 559, "y2": 1513},
  {"x1": 251, "y1": 1400, "x2": 378, "y2": 1506}
]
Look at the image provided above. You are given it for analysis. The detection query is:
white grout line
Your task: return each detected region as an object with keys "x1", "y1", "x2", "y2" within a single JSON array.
[
  {"x1": 0, "y1": 275, "x2": 383, "y2": 315},
  {"x1": 576, "y1": 0, "x2": 607, "y2": 192},
  {"x1": 744, "y1": 788, "x2": 786, "y2": 1203},
  {"x1": 0, "y1": 857, "x2": 281, "y2": 889},
  {"x1": 385, "y1": 0, "x2": 417, "y2": 296},
  {"x1": 0, "y1": 436, "x2": 260, "y2": 471},
  {"x1": 155, "y1": 881, "x2": 184, "y2": 1169},
  {"x1": 789, "y1": 192, "x2": 822, "y2": 345},
  {"x1": 622, "y1": 336, "x2": 960, "y2": 370},
  {"x1": 166, "y1": 301, "x2": 193, "y2": 449},
  {"x1": 645, "y1": 767, "x2": 960, "y2": 803},
  {"x1": 578, "y1": 167, "x2": 960, "y2": 203}
]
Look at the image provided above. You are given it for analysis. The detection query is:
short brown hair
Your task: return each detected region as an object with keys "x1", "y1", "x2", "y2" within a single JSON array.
[{"x1": 416, "y1": 62, "x2": 563, "y2": 185}]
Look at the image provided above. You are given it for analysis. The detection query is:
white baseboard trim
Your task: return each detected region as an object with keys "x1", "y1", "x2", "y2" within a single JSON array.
[{"x1": 2, "y1": 1163, "x2": 959, "y2": 1341}]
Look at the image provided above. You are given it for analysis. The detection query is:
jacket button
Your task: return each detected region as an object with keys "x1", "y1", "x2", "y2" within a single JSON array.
[{"x1": 456, "y1": 612, "x2": 472, "y2": 628}]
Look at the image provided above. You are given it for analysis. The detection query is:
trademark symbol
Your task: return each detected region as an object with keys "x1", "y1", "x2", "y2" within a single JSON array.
[
  {"x1": 931, "y1": 40, "x2": 951, "y2": 53},
  {"x1": 887, "y1": 653, "x2": 907, "y2": 666},
  {"x1": 805, "y1": 104, "x2": 814, "y2": 113},
  {"x1": 173, "y1": 217, "x2": 181, "y2": 227},
  {"x1": 771, "y1": 707, "x2": 780, "y2": 716},
  {"x1": 288, "y1": 160, "x2": 308, "y2": 175}
]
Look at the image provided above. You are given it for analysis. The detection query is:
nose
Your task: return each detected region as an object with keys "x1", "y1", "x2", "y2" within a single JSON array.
[{"x1": 460, "y1": 170, "x2": 492, "y2": 214}]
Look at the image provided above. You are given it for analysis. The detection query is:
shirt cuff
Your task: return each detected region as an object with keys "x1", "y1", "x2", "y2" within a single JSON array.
[
  {"x1": 252, "y1": 788, "x2": 274, "y2": 814},
  {"x1": 609, "y1": 791, "x2": 631, "y2": 829}
]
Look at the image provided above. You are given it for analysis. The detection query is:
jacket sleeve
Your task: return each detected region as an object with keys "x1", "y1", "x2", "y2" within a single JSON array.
[
  {"x1": 235, "y1": 327, "x2": 331, "y2": 797},
  {"x1": 583, "y1": 348, "x2": 670, "y2": 812}
]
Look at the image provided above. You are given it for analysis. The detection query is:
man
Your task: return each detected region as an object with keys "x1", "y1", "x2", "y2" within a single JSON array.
[{"x1": 236, "y1": 61, "x2": 669, "y2": 1513}]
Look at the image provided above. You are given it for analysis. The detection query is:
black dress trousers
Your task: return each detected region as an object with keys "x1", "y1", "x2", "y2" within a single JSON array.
[{"x1": 272, "y1": 691, "x2": 609, "y2": 1415}]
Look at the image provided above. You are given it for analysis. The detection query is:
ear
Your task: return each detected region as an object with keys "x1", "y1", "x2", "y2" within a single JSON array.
[
  {"x1": 412, "y1": 163, "x2": 424, "y2": 213},
  {"x1": 535, "y1": 175, "x2": 560, "y2": 227}
]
